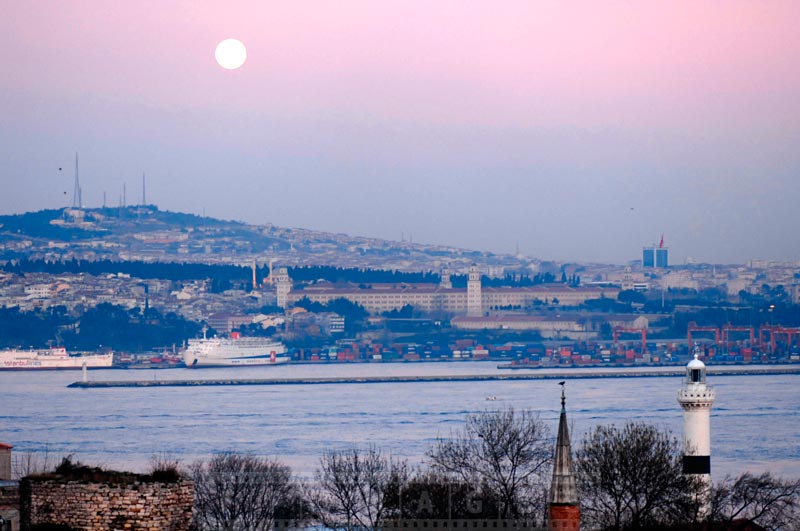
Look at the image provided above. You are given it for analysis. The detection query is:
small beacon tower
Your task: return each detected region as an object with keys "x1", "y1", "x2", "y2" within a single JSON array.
[
  {"x1": 677, "y1": 350, "x2": 715, "y2": 514},
  {"x1": 548, "y1": 384, "x2": 580, "y2": 531}
]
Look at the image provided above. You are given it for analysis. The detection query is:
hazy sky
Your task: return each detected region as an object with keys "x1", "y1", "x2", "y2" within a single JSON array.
[{"x1": 2, "y1": 1, "x2": 799, "y2": 264}]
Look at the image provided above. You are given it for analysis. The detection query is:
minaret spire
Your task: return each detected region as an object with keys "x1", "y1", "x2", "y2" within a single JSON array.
[{"x1": 548, "y1": 382, "x2": 580, "y2": 531}]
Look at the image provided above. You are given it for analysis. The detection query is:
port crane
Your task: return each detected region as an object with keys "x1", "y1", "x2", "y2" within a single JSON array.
[
  {"x1": 721, "y1": 324, "x2": 755, "y2": 346},
  {"x1": 759, "y1": 325, "x2": 800, "y2": 354},
  {"x1": 612, "y1": 326, "x2": 647, "y2": 354},
  {"x1": 687, "y1": 323, "x2": 720, "y2": 350}
]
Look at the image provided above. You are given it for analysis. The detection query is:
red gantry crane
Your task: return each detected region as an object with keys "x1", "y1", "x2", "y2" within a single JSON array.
[
  {"x1": 687, "y1": 322, "x2": 720, "y2": 350},
  {"x1": 759, "y1": 325, "x2": 800, "y2": 354},
  {"x1": 613, "y1": 326, "x2": 648, "y2": 354},
  {"x1": 721, "y1": 324, "x2": 755, "y2": 346}
]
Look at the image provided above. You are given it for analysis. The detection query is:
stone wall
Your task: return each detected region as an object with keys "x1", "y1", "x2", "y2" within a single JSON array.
[{"x1": 20, "y1": 478, "x2": 193, "y2": 531}]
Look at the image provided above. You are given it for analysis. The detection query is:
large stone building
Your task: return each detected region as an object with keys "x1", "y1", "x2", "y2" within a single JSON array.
[{"x1": 278, "y1": 267, "x2": 619, "y2": 316}]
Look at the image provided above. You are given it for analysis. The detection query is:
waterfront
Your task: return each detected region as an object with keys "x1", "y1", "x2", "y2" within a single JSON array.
[{"x1": 1, "y1": 362, "x2": 798, "y2": 479}]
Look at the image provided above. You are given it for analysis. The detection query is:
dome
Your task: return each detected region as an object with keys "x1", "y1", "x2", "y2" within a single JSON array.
[{"x1": 687, "y1": 353, "x2": 705, "y2": 369}]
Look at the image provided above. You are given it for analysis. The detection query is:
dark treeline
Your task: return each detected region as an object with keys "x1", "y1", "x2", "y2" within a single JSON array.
[
  {"x1": 673, "y1": 305, "x2": 800, "y2": 328},
  {"x1": 0, "y1": 303, "x2": 201, "y2": 351},
  {"x1": 662, "y1": 305, "x2": 800, "y2": 338},
  {"x1": 3, "y1": 259, "x2": 581, "y2": 290},
  {"x1": 287, "y1": 265, "x2": 440, "y2": 284},
  {"x1": 451, "y1": 272, "x2": 562, "y2": 288},
  {"x1": 2, "y1": 259, "x2": 440, "y2": 287},
  {"x1": 2, "y1": 258, "x2": 249, "y2": 285}
]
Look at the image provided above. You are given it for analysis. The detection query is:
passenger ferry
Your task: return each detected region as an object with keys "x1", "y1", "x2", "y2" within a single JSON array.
[
  {"x1": 183, "y1": 332, "x2": 289, "y2": 367},
  {"x1": 0, "y1": 347, "x2": 113, "y2": 370}
]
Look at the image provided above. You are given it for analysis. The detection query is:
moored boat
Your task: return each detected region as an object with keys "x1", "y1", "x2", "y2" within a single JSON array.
[
  {"x1": 183, "y1": 333, "x2": 289, "y2": 368},
  {"x1": 0, "y1": 347, "x2": 114, "y2": 370}
]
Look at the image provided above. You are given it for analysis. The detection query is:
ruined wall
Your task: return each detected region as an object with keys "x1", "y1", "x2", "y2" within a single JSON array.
[{"x1": 20, "y1": 478, "x2": 193, "y2": 531}]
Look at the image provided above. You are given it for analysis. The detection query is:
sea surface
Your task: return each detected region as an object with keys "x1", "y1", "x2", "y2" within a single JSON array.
[{"x1": 1, "y1": 362, "x2": 798, "y2": 480}]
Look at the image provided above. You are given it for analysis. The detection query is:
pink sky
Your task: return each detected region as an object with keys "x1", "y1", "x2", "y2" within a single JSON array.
[{"x1": 2, "y1": 1, "x2": 799, "y2": 262}]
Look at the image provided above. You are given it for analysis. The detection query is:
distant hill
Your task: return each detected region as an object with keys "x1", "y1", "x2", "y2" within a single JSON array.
[{"x1": 0, "y1": 206, "x2": 526, "y2": 272}]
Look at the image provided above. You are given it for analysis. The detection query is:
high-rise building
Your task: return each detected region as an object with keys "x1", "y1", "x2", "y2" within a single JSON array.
[
  {"x1": 642, "y1": 247, "x2": 655, "y2": 268},
  {"x1": 643, "y1": 245, "x2": 669, "y2": 268},
  {"x1": 656, "y1": 248, "x2": 669, "y2": 268}
]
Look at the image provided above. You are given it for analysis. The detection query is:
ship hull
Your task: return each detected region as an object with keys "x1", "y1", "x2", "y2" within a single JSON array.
[
  {"x1": 187, "y1": 356, "x2": 290, "y2": 368},
  {"x1": 183, "y1": 337, "x2": 289, "y2": 368}
]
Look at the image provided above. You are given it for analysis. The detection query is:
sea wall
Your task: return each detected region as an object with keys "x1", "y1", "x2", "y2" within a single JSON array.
[
  {"x1": 20, "y1": 477, "x2": 193, "y2": 531},
  {"x1": 67, "y1": 365, "x2": 800, "y2": 389}
]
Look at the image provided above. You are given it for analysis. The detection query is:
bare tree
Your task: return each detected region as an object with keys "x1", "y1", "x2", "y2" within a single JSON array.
[
  {"x1": 710, "y1": 472, "x2": 800, "y2": 531},
  {"x1": 574, "y1": 422, "x2": 701, "y2": 530},
  {"x1": 190, "y1": 453, "x2": 299, "y2": 531},
  {"x1": 426, "y1": 407, "x2": 552, "y2": 519},
  {"x1": 12, "y1": 448, "x2": 54, "y2": 479},
  {"x1": 308, "y1": 446, "x2": 408, "y2": 531}
]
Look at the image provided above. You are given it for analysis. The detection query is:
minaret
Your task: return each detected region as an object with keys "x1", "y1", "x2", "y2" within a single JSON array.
[
  {"x1": 548, "y1": 383, "x2": 580, "y2": 531},
  {"x1": 466, "y1": 264, "x2": 482, "y2": 316},
  {"x1": 677, "y1": 349, "x2": 715, "y2": 516}
]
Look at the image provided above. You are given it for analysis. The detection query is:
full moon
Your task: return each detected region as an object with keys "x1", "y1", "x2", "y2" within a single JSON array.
[{"x1": 215, "y1": 39, "x2": 247, "y2": 70}]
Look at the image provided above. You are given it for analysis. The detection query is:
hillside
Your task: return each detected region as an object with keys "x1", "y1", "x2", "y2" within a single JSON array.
[{"x1": 0, "y1": 206, "x2": 529, "y2": 272}]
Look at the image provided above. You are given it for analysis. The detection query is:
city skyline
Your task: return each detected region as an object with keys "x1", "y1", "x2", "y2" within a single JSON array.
[{"x1": 2, "y1": 2, "x2": 799, "y2": 264}]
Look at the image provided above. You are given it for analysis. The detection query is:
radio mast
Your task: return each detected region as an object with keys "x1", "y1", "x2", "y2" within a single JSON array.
[{"x1": 72, "y1": 153, "x2": 82, "y2": 208}]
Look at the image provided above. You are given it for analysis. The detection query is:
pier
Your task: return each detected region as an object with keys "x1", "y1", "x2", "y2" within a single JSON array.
[{"x1": 67, "y1": 366, "x2": 800, "y2": 388}]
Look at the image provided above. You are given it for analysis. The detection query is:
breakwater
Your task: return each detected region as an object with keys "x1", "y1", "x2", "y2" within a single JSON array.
[{"x1": 67, "y1": 365, "x2": 800, "y2": 388}]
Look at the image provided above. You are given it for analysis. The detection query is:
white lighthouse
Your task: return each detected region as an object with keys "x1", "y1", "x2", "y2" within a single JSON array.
[{"x1": 677, "y1": 348, "x2": 715, "y2": 515}]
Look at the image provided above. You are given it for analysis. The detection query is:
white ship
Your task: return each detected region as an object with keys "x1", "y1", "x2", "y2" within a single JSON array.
[
  {"x1": 0, "y1": 347, "x2": 114, "y2": 370},
  {"x1": 183, "y1": 333, "x2": 289, "y2": 367}
]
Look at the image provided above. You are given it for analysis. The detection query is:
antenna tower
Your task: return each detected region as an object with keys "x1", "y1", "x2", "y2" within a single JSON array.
[
  {"x1": 142, "y1": 172, "x2": 146, "y2": 206},
  {"x1": 72, "y1": 153, "x2": 83, "y2": 208}
]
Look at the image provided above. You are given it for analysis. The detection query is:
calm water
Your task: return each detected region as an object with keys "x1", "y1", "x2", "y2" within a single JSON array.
[{"x1": 0, "y1": 362, "x2": 798, "y2": 480}]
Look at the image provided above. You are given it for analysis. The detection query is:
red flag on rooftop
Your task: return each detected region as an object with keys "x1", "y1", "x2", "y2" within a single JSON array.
[{"x1": 659, "y1": 234, "x2": 664, "y2": 248}]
